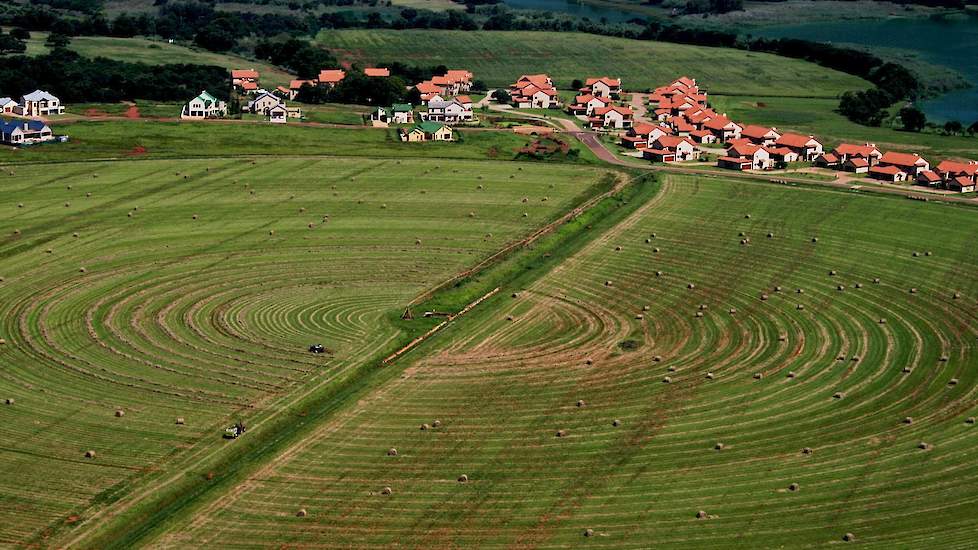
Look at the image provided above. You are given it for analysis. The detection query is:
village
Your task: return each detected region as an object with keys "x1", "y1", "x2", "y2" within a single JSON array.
[{"x1": 2, "y1": 69, "x2": 975, "y2": 194}]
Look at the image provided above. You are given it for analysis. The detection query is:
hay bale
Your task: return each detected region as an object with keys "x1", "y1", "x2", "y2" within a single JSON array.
[
  {"x1": 577, "y1": 400, "x2": 586, "y2": 408},
  {"x1": 458, "y1": 474, "x2": 468, "y2": 483},
  {"x1": 73, "y1": 232, "x2": 79, "y2": 238},
  {"x1": 668, "y1": 366, "x2": 677, "y2": 372},
  {"x1": 653, "y1": 247, "x2": 660, "y2": 253},
  {"x1": 966, "y1": 417, "x2": 976, "y2": 425},
  {"x1": 948, "y1": 378, "x2": 959, "y2": 386},
  {"x1": 851, "y1": 356, "x2": 860, "y2": 362},
  {"x1": 387, "y1": 448, "x2": 398, "y2": 456},
  {"x1": 953, "y1": 292, "x2": 961, "y2": 299},
  {"x1": 655, "y1": 271, "x2": 663, "y2": 277},
  {"x1": 829, "y1": 270, "x2": 836, "y2": 276},
  {"x1": 615, "y1": 245, "x2": 622, "y2": 251},
  {"x1": 0, "y1": 339, "x2": 6, "y2": 345},
  {"x1": 903, "y1": 417, "x2": 913, "y2": 424},
  {"x1": 879, "y1": 318, "x2": 886, "y2": 324},
  {"x1": 873, "y1": 278, "x2": 880, "y2": 284},
  {"x1": 645, "y1": 238, "x2": 651, "y2": 244},
  {"x1": 802, "y1": 447, "x2": 814, "y2": 455},
  {"x1": 902, "y1": 367, "x2": 912, "y2": 373},
  {"x1": 695, "y1": 311, "x2": 704, "y2": 318},
  {"x1": 837, "y1": 285, "x2": 845, "y2": 291},
  {"x1": 650, "y1": 232, "x2": 657, "y2": 238},
  {"x1": 296, "y1": 509, "x2": 307, "y2": 517},
  {"x1": 909, "y1": 287, "x2": 918, "y2": 294},
  {"x1": 17, "y1": 203, "x2": 23, "y2": 208},
  {"x1": 468, "y1": 212, "x2": 476, "y2": 218},
  {"x1": 740, "y1": 239, "x2": 748, "y2": 245},
  {"x1": 381, "y1": 204, "x2": 387, "y2": 209},
  {"x1": 432, "y1": 420, "x2": 441, "y2": 428},
  {"x1": 753, "y1": 373, "x2": 763, "y2": 380},
  {"x1": 522, "y1": 213, "x2": 529, "y2": 218},
  {"x1": 739, "y1": 231, "x2": 746, "y2": 237},
  {"x1": 4, "y1": 398, "x2": 13, "y2": 405},
  {"x1": 636, "y1": 314, "x2": 644, "y2": 320},
  {"x1": 585, "y1": 358, "x2": 593, "y2": 365},
  {"x1": 918, "y1": 442, "x2": 930, "y2": 450},
  {"x1": 699, "y1": 304, "x2": 708, "y2": 310},
  {"x1": 768, "y1": 233, "x2": 774, "y2": 238},
  {"x1": 696, "y1": 510, "x2": 708, "y2": 519},
  {"x1": 584, "y1": 528, "x2": 594, "y2": 537},
  {"x1": 175, "y1": 417, "x2": 185, "y2": 425},
  {"x1": 114, "y1": 409, "x2": 124, "y2": 417},
  {"x1": 420, "y1": 423, "x2": 430, "y2": 431},
  {"x1": 706, "y1": 372, "x2": 714, "y2": 380},
  {"x1": 643, "y1": 305, "x2": 651, "y2": 311},
  {"x1": 796, "y1": 304, "x2": 805, "y2": 310},
  {"x1": 913, "y1": 251, "x2": 920, "y2": 257},
  {"x1": 811, "y1": 237, "x2": 818, "y2": 243},
  {"x1": 687, "y1": 283, "x2": 695, "y2": 289},
  {"x1": 79, "y1": 267, "x2": 86, "y2": 273},
  {"x1": 925, "y1": 251, "x2": 932, "y2": 256},
  {"x1": 843, "y1": 533, "x2": 855, "y2": 542},
  {"x1": 729, "y1": 308, "x2": 737, "y2": 314},
  {"x1": 85, "y1": 450, "x2": 96, "y2": 459},
  {"x1": 506, "y1": 315, "x2": 514, "y2": 321},
  {"x1": 854, "y1": 283, "x2": 862, "y2": 289},
  {"x1": 612, "y1": 419, "x2": 621, "y2": 427},
  {"x1": 662, "y1": 376, "x2": 672, "y2": 383},
  {"x1": 381, "y1": 486, "x2": 392, "y2": 495},
  {"x1": 192, "y1": 214, "x2": 198, "y2": 220},
  {"x1": 653, "y1": 355, "x2": 662, "y2": 362},
  {"x1": 604, "y1": 280, "x2": 613, "y2": 287},
  {"x1": 939, "y1": 355, "x2": 949, "y2": 362},
  {"x1": 64, "y1": 202, "x2": 70, "y2": 208},
  {"x1": 796, "y1": 288, "x2": 804, "y2": 294},
  {"x1": 556, "y1": 429, "x2": 567, "y2": 437},
  {"x1": 778, "y1": 335, "x2": 786, "y2": 342},
  {"x1": 788, "y1": 483, "x2": 799, "y2": 492},
  {"x1": 760, "y1": 293, "x2": 769, "y2": 301},
  {"x1": 744, "y1": 214, "x2": 751, "y2": 219},
  {"x1": 787, "y1": 371, "x2": 796, "y2": 378},
  {"x1": 774, "y1": 286, "x2": 782, "y2": 292}
]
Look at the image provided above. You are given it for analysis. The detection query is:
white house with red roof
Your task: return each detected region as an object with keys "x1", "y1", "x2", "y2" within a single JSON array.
[
  {"x1": 869, "y1": 164, "x2": 908, "y2": 182},
  {"x1": 833, "y1": 143, "x2": 883, "y2": 165},
  {"x1": 718, "y1": 142, "x2": 773, "y2": 171},
  {"x1": 318, "y1": 69, "x2": 347, "y2": 87},
  {"x1": 813, "y1": 152, "x2": 841, "y2": 168},
  {"x1": 689, "y1": 129, "x2": 718, "y2": 144},
  {"x1": 641, "y1": 135, "x2": 699, "y2": 161},
  {"x1": 589, "y1": 105, "x2": 633, "y2": 130},
  {"x1": 231, "y1": 69, "x2": 259, "y2": 91},
  {"x1": 878, "y1": 151, "x2": 930, "y2": 177},
  {"x1": 620, "y1": 123, "x2": 670, "y2": 149},
  {"x1": 774, "y1": 133, "x2": 823, "y2": 161},
  {"x1": 510, "y1": 74, "x2": 560, "y2": 109},
  {"x1": 580, "y1": 77, "x2": 622, "y2": 99},
  {"x1": 423, "y1": 95, "x2": 473, "y2": 124},
  {"x1": 741, "y1": 125, "x2": 781, "y2": 146},
  {"x1": 568, "y1": 94, "x2": 612, "y2": 116},
  {"x1": 704, "y1": 116, "x2": 743, "y2": 142},
  {"x1": 928, "y1": 159, "x2": 978, "y2": 192},
  {"x1": 288, "y1": 79, "x2": 316, "y2": 100}
]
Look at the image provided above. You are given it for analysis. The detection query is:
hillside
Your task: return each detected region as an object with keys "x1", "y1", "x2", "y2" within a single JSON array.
[{"x1": 316, "y1": 30, "x2": 871, "y2": 97}]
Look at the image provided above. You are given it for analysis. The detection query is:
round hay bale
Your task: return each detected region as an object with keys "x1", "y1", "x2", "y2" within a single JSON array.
[
  {"x1": 873, "y1": 277, "x2": 881, "y2": 284},
  {"x1": 903, "y1": 417, "x2": 913, "y2": 424},
  {"x1": 902, "y1": 367, "x2": 912, "y2": 373},
  {"x1": 85, "y1": 450, "x2": 96, "y2": 459},
  {"x1": 802, "y1": 447, "x2": 814, "y2": 455},
  {"x1": 909, "y1": 287, "x2": 918, "y2": 294},
  {"x1": 192, "y1": 214, "x2": 198, "y2": 220},
  {"x1": 778, "y1": 335, "x2": 786, "y2": 342},
  {"x1": 643, "y1": 305, "x2": 651, "y2": 311},
  {"x1": 381, "y1": 204, "x2": 387, "y2": 209},
  {"x1": 696, "y1": 510, "x2": 708, "y2": 519},
  {"x1": 811, "y1": 237, "x2": 818, "y2": 243},
  {"x1": 577, "y1": 400, "x2": 586, "y2": 408},
  {"x1": 457, "y1": 474, "x2": 468, "y2": 483},
  {"x1": 838, "y1": 355, "x2": 846, "y2": 361},
  {"x1": 854, "y1": 283, "x2": 863, "y2": 289},
  {"x1": 729, "y1": 308, "x2": 737, "y2": 314},
  {"x1": 744, "y1": 214, "x2": 751, "y2": 219},
  {"x1": 604, "y1": 280, "x2": 613, "y2": 287},
  {"x1": 72, "y1": 232, "x2": 79, "y2": 238},
  {"x1": 687, "y1": 283, "x2": 695, "y2": 289},
  {"x1": 636, "y1": 314, "x2": 644, "y2": 320},
  {"x1": 645, "y1": 238, "x2": 651, "y2": 244},
  {"x1": 966, "y1": 417, "x2": 976, "y2": 425},
  {"x1": 695, "y1": 311, "x2": 703, "y2": 318},
  {"x1": 127, "y1": 212, "x2": 133, "y2": 218},
  {"x1": 175, "y1": 417, "x2": 185, "y2": 425},
  {"x1": 754, "y1": 373, "x2": 763, "y2": 380},
  {"x1": 115, "y1": 409, "x2": 124, "y2": 417},
  {"x1": 79, "y1": 267, "x2": 86, "y2": 273},
  {"x1": 851, "y1": 356, "x2": 860, "y2": 362},
  {"x1": 829, "y1": 270, "x2": 836, "y2": 276},
  {"x1": 918, "y1": 441, "x2": 930, "y2": 450},
  {"x1": 653, "y1": 247, "x2": 660, "y2": 253},
  {"x1": 788, "y1": 483, "x2": 799, "y2": 492},
  {"x1": 4, "y1": 398, "x2": 13, "y2": 405},
  {"x1": 655, "y1": 271, "x2": 663, "y2": 277},
  {"x1": 768, "y1": 233, "x2": 774, "y2": 238},
  {"x1": 308, "y1": 223, "x2": 315, "y2": 229},
  {"x1": 653, "y1": 355, "x2": 662, "y2": 362},
  {"x1": 760, "y1": 293, "x2": 769, "y2": 301},
  {"x1": 556, "y1": 429, "x2": 567, "y2": 437},
  {"x1": 420, "y1": 423, "x2": 429, "y2": 431},
  {"x1": 415, "y1": 239, "x2": 422, "y2": 245},
  {"x1": 879, "y1": 318, "x2": 886, "y2": 324},
  {"x1": 837, "y1": 285, "x2": 845, "y2": 291},
  {"x1": 668, "y1": 366, "x2": 677, "y2": 372},
  {"x1": 296, "y1": 508, "x2": 307, "y2": 517},
  {"x1": 432, "y1": 420, "x2": 441, "y2": 428},
  {"x1": 948, "y1": 378, "x2": 959, "y2": 386},
  {"x1": 787, "y1": 371, "x2": 796, "y2": 378},
  {"x1": 585, "y1": 358, "x2": 593, "y2": 365},
  {"x1": 650, "y1": 233, "x2": 657, "y2": 238},
  {"x1": 843, "y1": 533, "x2": 855, "y2": 542},
  {"x1": 913, "y1": 251, "x2": 920, "y2": 257},
  {"x1": 796, "y1": 304, "x2": 805, "y2": 311},
  {"x1": 17, "y1": 203, "x2": 23, "y2": 208},
  {"x1": 939, "y1": 355, "x2": 949, "y2": 362},
  {"x1": 12, "y1": 229, "x2": 19, "y2": 235},
  {"x1": 1, "y1": 338, "x2": 8, "y2": 345},
  {"x1": 706, "y1": 372, "x2": 714, "y2": 380},
  {"x1": 796, "y1": 288, "x2": 804, "y2": 294},
  {"x1": 584, "y1": 528, "x2": 594, "y2": 537},
  {"x1": 381, "y1": 486, "x2": 392, "y2": 495},
  {"x1": 387, "y1": 448, "x2": 398, "y2": 456},
  {"x1": 64, "y1": 202, "x2": 70, "y2": 208},
  {"x1": 699, "y1": 304, "x2": 708, "y2": 310},
  {"x1": 662, "y1": 376, "x2": 672, "y2": 383},
  {"x1": 925, "y1": 251, "x2": 932, "y2": 256},
  {"x1": 740, "y1": 239, "x2": 748, "y2": 245},
  {"x1": 774, "y1": 286, "x2": 782, "y2": 292},
  {"x1": 615, "y1": 245, "x2": 622, "y2": 251},
  {"x1": 612, "y1": 419, "x2": 621, "y2": 427},
  {"x1": 522, "y1": 213, "x2": 529, "y2": 218},
  {"x1": 739, "y1": 231, "x2": 746, "y2": 237},
  {"x1": 506, "y1": 315, "x2": 514, "y2": 321},
  {"x1": 953, "y1": 292, "x2": 961, "y2": 299},
  {"x1": 468, "y1": 212, "x2": 476, "y2": 218}
]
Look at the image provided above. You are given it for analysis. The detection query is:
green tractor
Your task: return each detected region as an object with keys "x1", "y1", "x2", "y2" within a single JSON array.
[{"x1": 223, "y1": 420, "x2": 246, "y2": 439}]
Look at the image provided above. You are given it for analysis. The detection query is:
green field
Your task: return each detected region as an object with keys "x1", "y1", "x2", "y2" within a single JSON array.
[
  {"x1": 315, "y1": 30, "x2": 870, "y2": 97},
  {"x1": 0, "y1": 156, "x2": 610, "y2": 546},
  {"x1": 21, "y1": 33, "x2": 295, "y2": 88}
]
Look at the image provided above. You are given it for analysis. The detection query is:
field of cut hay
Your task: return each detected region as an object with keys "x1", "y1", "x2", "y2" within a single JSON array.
[
  {"x1": 159, "y1": 174, "x2": 978, "y2": 547},
  {"x1": 0, "y1": 157, "x2": 608, "y2": 545}
]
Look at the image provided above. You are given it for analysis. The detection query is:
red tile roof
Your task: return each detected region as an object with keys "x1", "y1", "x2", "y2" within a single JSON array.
[
  {"x1": 834, "y1": 143, "x2": 880, "y2": 157},
  {"x1": 241, "y1": 81, "x2": 258, "y2": 90},
  {"x1": 936, "y1": 160, "x2": 978, "y2": 176},
  {"x1": 846, "y1": 158, "x2": 869, "y2": 168},
  {"x1": 232, "y1": 69, "x2": 259, "y2": 79},
  {"x1": 880, "y1": 151, "x2": 928, "y2": 167},
  {"x1": 870, "y1": 165, "x2": 905, "y2": 175},
  {"x1": 776, "y1": 133, "x2": 820, "y2": 148},
  {"x1": 817, "y1": 153, "x2": 839, "y2": 163},
  {"x1": 318, "y1": 69, "x2": 346, "y2": 84},
  {"x1": 415, "y1": 81, "x2": 444, "y2": 94},
  {"x1": 364, "y1": 67, "x2": 390, "y2": 77},
  {"x1": 585, "y1": 76, "x2": 621, "y2": 87},
  {"x1": 741, "y1": 125, "x2": 778, "y2": 140},
  {"x1": 917, "y1": 170, "x2": 941, "y2": 182}
]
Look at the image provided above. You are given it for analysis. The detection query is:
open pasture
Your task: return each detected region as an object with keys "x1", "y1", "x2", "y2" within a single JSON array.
[
  {"x1": 0, "y1": 156, "x2": 608, "y2": 545},
  {"x1": 316, "y1": 30, "x2": 870, "y2": 97},
  {"x1": 163, "y1": 175, "x2": 978, "y2": 547}
]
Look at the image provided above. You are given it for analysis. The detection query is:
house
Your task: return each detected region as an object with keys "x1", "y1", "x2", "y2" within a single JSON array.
[
  {"x1": 644, "y1": 135, "x2": 699, "y2": 161},
  {"x1": 274, "y1": 86, "x2": 292, "y2": 99},
  {"x1": 510, "y1": 74, "x2": 560, "y2": 109},
  {"x1": 181, "y1": 90, "x2": 227, "y2": 120},
  {"x1": 720, "y1": 142, "x2": 773, "y2": 170},
  {"x1": 620, "y1": 123, "x2": 669, "y2": 149},
  {"x1": 247, "y1": 91, "x2": 283, "y2": 115},
  {"x1": 231, "y1": 69, "x2": 260, "y2": 90},
  {"x1": 704, "y1": 116, "x2": 743, "y2": 142},
  {"x1": 429, "y1": 70, "x2": 474, "y2": 96},
  {"x1": 0, "y1": 97, "x2": 17, "y2": 114},
  {"x1": 948, "y1": 176, "x2": 977, "y2": 193},
  {"x1": 364, "y1": 67, "x2": 390, "y2": 77},
  {"x1": 400, "y1": 121, "x2": 453, "y2": 142},
  {"x1": 685, "y1": 108, "x2": 718, "y2": 129},
  {"x1": 667, "y1": 116, "x2": 694, "y2": 136},
  {"x1": 17, "y1": 90, "x2": 64, "y2": 116},
  {"x1": 741, "y1": 125, "x2": 781, "y2": 146},
  {"x1": 268, "y1": 104, "x2": 288, "y2": 124},
  {"x1": 318, "y1": 69, "x2": 346, "y2": 87},
  {"x1": 935, "y1": 160, "x2": 978, "y2": 184},
  {"x1": 843, "y1": 158, "x2": 870, "y2": 174},
  {"x1": 869, "y1": 164, "x2": 908, "y2": 182},
  {"x1": 415, "y1": 81, "x2": 445, "y2": 102},
  {"x1": 813, "y1": 152, "x2": 841, "y2": 168},
  {"x1": 916, "y1": 170, "x2": 942, "y2": 187},
  {"x1": 424, "y1": 96, "x2": 473, "y2": 124},
  {"x1": 568, "y1": 94, "x2": 611, "y2": 116},
  {"x1": 589, "y1": 105, "x2": 633, "y2": 130},
  {"x1": 240, "y1": 81, "x2": 259, "y2": 94},
  {"x1": 878, "y1": 151, "x2": 930, "y2": 177},
  {"x1": 287, "y1": 79, "x2": 316, "y2": 100},
  {"x1": 767, "y1": 147, "x2": 799, "y2": 165},
  {"x1": 833, "y1": 143, "x2": 882, "y2": 165},
  {"x1": 689, "y1": 129, "x2": 718, "y2": 144},
  {"x1": 581, "y1": 77, "x2": 622, "y2": 99},
  {"x1": 0, "y1": 118, "x2": 54, "y2": 145},
  {"x1": 774, "y1": 133, "x2": 823, "y2": 161},
  {"x1": 371, "y1": 103, "x2": 414, "y2": 125}
]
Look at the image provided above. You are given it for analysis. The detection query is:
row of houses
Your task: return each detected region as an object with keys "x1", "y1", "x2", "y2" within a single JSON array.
[
  {"x1": 0, "y1": 90, "x2": 65, "y2": 117},
  {"x1": 285, "y1": 67, "x2": 396, "y2": 100}
]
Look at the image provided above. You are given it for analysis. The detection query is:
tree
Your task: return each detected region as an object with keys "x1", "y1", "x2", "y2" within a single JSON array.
[
  {"x1": 899, "y1": 106, "x2": 927, "y2": 132},
  {"x1": 194, "y1": 16, "x2": 238, "y2": 52},
  {"x1": 570, "y1": 79, "x2": 584, "y2": 91},
  {"x1": 10, "y1": 28, "x2": 30, "y2": 41},
  {"x1": 0, "y1": 32, "x2": 27, "y2": 55},
  {"x1": 493, "y1": 89, "x2": 510, "y2": 104},
  {"x1": 45, "y1": 32, "x2": 72, "y2": 50},
  {"x1": 968, "y1": 121, "x2": 978, "y2": 136},
  {"x1": 943, "y1": 120, "x2": 963, "y2": 135}
]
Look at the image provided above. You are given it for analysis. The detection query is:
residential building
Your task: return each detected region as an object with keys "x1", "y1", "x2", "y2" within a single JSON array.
[
  {"x1": 0, "y1": 97, "x2": 17, "y2": 114},
  {"x1": 424, "y1": 96, "x2": 473, "y2": 124},
  {"x1": 833, "y1": 143, "x2": 882, "y2": 165},
  {"x1": 843, "y1": 158, "x2": 870, "y2": 174},
  {"x1": 620, "y1": 123, "x2": 669, "y2": 149},
  {"x1": 318, "y1": 69, "x2": 346, "y2": 87},
  {"x1": 364, "y1": 67, "x2": 390, "y2": 77},
  {"x1": 400, "y1": 121, "x2": 454, "y2": 142},
  {"x1": 741, "y1": 125, "x2": 781, "y2": 146},
  {"x1": 580, "y1": 77, "x2": 622, "y2": 99},
  {"x1": 17, "y1": 90, "x2": 64, "y2": 116},
  {"x1": 878, "y1": 151, "x2": 930, "y2": 177},
  {"x1": 689, "y1": 129, "x2": 718, "y2": 144},
  {"x1": 371, "y1": 103, "x2": 415, "y2": 125},
  {"x1": 718, "y1": 142, "x2": 773, "y2": 170},
  {"x1": 935, "y1": 160, "x2": 978, "y2": 184},
  {"x1": 869, "y1": 164, "x2": 908, "y2": 182},
  {"x1": 231, "y1": 69, "x2": 260, "y2": 90},
  {"x1": 774, "y1": 133, "x2": 823, "y2": 161},
  {"x1": 0, "y1": 118, "x2": 54, "y2": 145},
  {"x1": 704, "y1": 116, "x2": 743, "y2": 142},
  {"x1": 814, "y1": 152, "x2": 841, "y2": 168},
  {"x1": 181, "y1": 90, "x2": 227, "y2": 120},
  {"x1": 642, "y1": 135, "x2": 699, "y2": 161},
  {"x1": 568, "y1": 94, "x2": 611, "y2": 116},
  {"x1": 589, "y1": 105, "x2": 633, "y2": 130},
  {"x1": 268, "y1": 104, "x2": 288, "y2": 124},
  {"x1": 288, "y1": 79, "x2": 317, "y2": 100},
  {"x1": 510, "y1": 74, "x2": 560, "y2": 109},
  {"x1": 416, "y1": 81, "x2": 445, "y2": 102},
  {"x1": 247, "y1": 91, "x2": 283, "y2": 115}
]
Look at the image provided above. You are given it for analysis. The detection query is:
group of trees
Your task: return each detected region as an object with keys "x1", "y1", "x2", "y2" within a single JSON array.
[
  {"x1": 899, "y1": 106, "x2": 978, "y2": 136},
  {"x1": 0, "y1": 48, "x2": 228, "y2": 103},
  {"x1": 254, "y1": 38, "x2": 338, "y2": 78},
  {"x1": 0, "y1": 29, "x2": 28, "y2": 55},
  {"x1": 295, "y1": 71, "x2": 409, "y2": 105}
]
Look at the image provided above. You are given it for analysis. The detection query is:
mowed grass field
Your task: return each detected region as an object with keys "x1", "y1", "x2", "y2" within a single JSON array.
[
  {"x1": 316, "y1": 30, "x2": 870, "y2": 97},
  {"x1": 0, "y1": 157, "x2": 609, "y2": 545},
  {"x1": 157, "y1": 175, "x2": 978, "y2": 547}
]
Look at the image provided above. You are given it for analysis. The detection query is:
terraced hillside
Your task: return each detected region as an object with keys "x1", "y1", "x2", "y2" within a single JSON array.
[
  {"x1": 0, "y1": 157, "x2": 609, "y2": 545},
  {"x1": 317, "y1": 30, "x2": 870, "y2": 97},
  {"x1": 159, "y1": 175, "x2": 978, "y2": 547}
]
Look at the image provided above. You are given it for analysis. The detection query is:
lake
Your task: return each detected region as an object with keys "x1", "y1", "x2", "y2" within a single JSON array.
[{"x1": 755, "y1": 16, "x2": 978, "y2": 124}]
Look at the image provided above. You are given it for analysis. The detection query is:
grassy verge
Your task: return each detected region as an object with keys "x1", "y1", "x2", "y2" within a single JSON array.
[{"x1": 76, "y1": 169, "x2": 658, "y2": 548}]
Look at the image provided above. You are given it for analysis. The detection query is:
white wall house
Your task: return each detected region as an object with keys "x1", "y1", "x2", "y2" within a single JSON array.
[{"x1": 181, "y1": 91, "x2": 227, "y2": 120}]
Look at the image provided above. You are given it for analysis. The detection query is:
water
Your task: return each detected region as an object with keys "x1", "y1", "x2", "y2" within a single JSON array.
[
  {"x1": 754, "y1": 16, "x2": 978, "y2": 124},
  {"x1": 500, "y1": 0, "x2": 643, "y2": 23}
]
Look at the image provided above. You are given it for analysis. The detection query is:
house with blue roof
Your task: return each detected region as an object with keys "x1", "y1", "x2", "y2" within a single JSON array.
[{"x1": 0, "y1": 119, "x2": 54, "y2": 145}]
